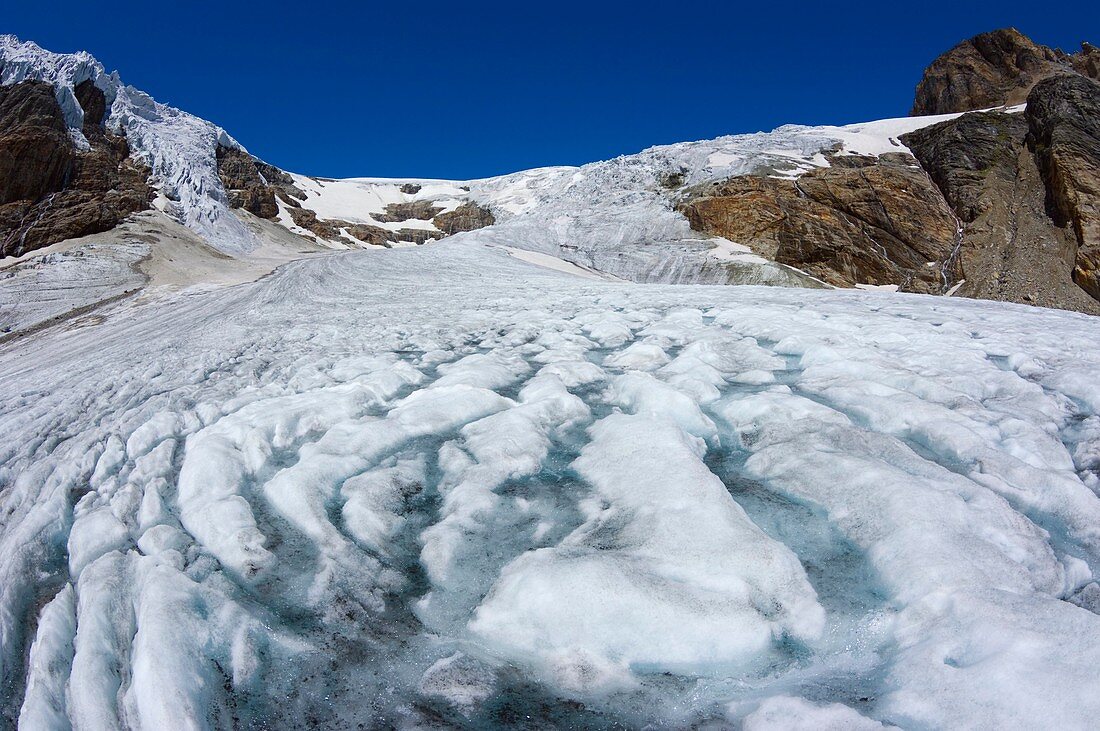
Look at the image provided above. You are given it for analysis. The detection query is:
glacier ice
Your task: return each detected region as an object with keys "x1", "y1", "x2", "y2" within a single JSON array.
[{"x1": 3, "y1": 240, "x2": 1100, "y2": 727}]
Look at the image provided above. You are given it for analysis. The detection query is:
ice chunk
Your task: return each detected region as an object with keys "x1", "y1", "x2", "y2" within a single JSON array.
[
  {"x1": 609, "y1": 372, "x2": 716, "y2": 440},
  {"x1": 417, "y1": 653, "x2": 496, "y2": 710},
  {"x1": 67, "y1": 505, "x2": 130, "y2": 579},
  {"x1": 470, "y1": 413, "x2": 824, "y2": 682},
  {"x1": 18, "y1": 585, "x2": 76, "y2": 731},
  {"x1": 603, "y1": 340, "x2": 670, "y2": 371},
  {"x1": 741, "y1": 695, "x2": 891, "y2": 730}
]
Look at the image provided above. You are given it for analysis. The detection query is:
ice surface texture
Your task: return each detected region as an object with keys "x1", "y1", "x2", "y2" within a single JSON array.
[{"x1": 2, "y1": 241, "x2": 1100, "y2": 728}]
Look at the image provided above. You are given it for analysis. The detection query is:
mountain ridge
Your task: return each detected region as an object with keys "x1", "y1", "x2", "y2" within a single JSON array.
[{"x1": 1, "y1": 29, "x2": 1098, "y2": 318}]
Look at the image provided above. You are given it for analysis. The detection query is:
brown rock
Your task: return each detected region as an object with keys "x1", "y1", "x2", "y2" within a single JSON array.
[
  {"x1": 285, "y1": 208, "x2": 398, "y2": 247},
  {"x1": 1068, "y1": 42, "x2": 1100, "y2": 81},
  {"x1": 216, "y1": 145, "x2": 304, "y2": 220},
  {"x1": 902, "y1": 110, "x2": 1100, "y2": 314},
  {"x1": 900, "y1": 112, "x2": 1025, "y2": 221},
  {"x1": 372, "y1": 200, "x2": 445, "y2": 223},
  {"x1": 678, "y1": 154, "x2": 958, "y2": 292},
  {"x1": 0, "y1": 80, "x2": 74, "y2": 206},
  {"x1": 911, "y1": 28, "x2": 1097, "y2": 116},
  {"x1": 1026, "y1": 74, "x2": 1100, "y2": 302},
  {"x1": 0, "y1": 80, "x2": 153, "y2": 258},
  {"x1": 432, "y1": 202, "x2": 495, "y2": 236},
  {"x1": 74, "y1": 78, "x2": 106, "y2": 130},
  {"x1": 395, "y1": 228, "x2": 441, "y2": 245},
  {"x1": 344, "y1": 223, "x2": 394, "y2": 247},
  {"x1": 287, "y1": 206, "x2": 337, "y2": 239}
]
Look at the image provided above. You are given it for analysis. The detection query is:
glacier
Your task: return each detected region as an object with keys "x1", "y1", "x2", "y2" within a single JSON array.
[
  {"x1": 3, "y1": 33, "x2": 1100, "y2": 731},
  {"x1": 3, "y1": 239, "x2": 1100, "y2": 728}
]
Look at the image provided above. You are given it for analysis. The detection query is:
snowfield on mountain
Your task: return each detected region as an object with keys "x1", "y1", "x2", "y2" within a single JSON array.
[{"x1": 3, "y1": 31, "x2": 1100, "y2": 731}]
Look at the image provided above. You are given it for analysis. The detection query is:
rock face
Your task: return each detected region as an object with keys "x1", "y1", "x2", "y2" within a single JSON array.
[
  {"x1": 899, "y1": 73, "x2": 1100, "y2": 312},
  {"x1": 679, "y1": 152, "x2": 959, "y2": 292},
  {"x1": 0, "y1": 80, "x2": 152, "y2": 258},
  {"x1": 0, "y1": 80, "x2": 73, "y2": 205},
  {"x1": 1070, "y1": 42, "x2": 1100, "y2": 79},
  {"x1": 902, "y1": 111, "x2": 1099, "y2": 313},
  {"x1": 1027, "y1": 74, "x2": 1100, "y2": 300},
  {"x1": 373, "y1": 200, "x2": 444, "y2": 223},
  {"x1": 913, "y1": 28, "x2": 1100, "y2": 115},
  {"x1": 433, "y1": 202, "x2": 495, "y2": 236},
  {"x1": 216, "y1": 146, "x2": 303, "y2": 220}
]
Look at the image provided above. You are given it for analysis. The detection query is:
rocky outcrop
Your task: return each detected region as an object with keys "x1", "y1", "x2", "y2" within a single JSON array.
[
  {"x1": 0, "y1": 80, "x2": 73, "y2": 206},
  {"x1": 432, "y1": 202, "x2": 495, "y2": 236},
  {"x1": 897, "y1": 74, "x2": 1100, "y2": 313},
  {"x1": 902, "y1": 111, "x2": 1100, "y2": 313},
  {"x1": 912, "y1": 28, "x2": 1099, "y2": 116},
  {"x1": 900, "y1": 112, "x2": 1026, "y2": 221},
  {"x1": 1069, "y1": 42, "x2": 1100, "y2": 79},
  {"x1": 678, "y1": 152, "x2": 959, "y2": 292},
  {"x1": 284, "y1": 206, "x2": 442, "y2": 248},
  {"x1": 216, "y1": 145, "x2": 304, "y2": 220},
  {"x1": 1026, "y1": 74, "x2": 1100, "y2": 301},
  {"x1": 74, "y1": 79, "x2": 105, "y2": 128},
  {"x1": 284, "y1": 207, "x2": 377, "y2": 245},
  {"x1": 0, "y1": 80, "x2": 152, "y2": 258},
  {"x1": 373, "y1": 200, "x2": 445, "y2": 223}
]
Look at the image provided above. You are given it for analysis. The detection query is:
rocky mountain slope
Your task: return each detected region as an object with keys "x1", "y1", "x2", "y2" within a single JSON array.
[
  {"x1": 0, "y1": 79, "x2": 151, "y2": 258},
  {"x1": 1, "y1": 28, "x2": 1099, "y2": 325},
  {"x1": 676, "y1": 29, "x2": 1100, "y2": 314},
  {"x1": 900, "y1": 76, "x2": 1100, "y2": 312}
]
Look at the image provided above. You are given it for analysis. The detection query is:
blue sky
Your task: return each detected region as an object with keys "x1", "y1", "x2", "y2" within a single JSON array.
[{"x1": 6, "y1": 1, "x2": 1098, "y2": 179}]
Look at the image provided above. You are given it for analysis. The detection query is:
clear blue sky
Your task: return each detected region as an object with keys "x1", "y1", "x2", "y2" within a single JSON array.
[{"x1": 6, "y1": 0, "x2": 1098, "y2": 179}]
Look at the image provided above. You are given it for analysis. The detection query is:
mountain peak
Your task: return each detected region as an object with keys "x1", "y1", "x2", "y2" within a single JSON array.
[
  {"x1": 0, "y1": 35, "x2": 255, "y2": 254},
  {"x1": 912, "y1": 27, "x2": 1100, "y2": 115}
]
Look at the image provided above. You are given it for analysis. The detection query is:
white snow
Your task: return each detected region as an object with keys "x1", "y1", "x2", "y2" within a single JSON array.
[{"x1": 740, "y1": 695, "x2": 893, "y2": 730}]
